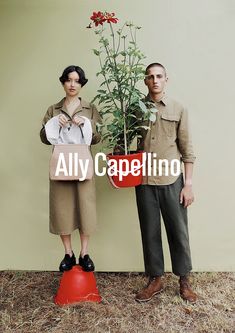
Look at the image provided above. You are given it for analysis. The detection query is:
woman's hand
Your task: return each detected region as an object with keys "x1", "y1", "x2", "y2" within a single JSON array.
[
  {"x1": 73, "y1": 115, "x2": 85, "y2": 126},
  {"x1": 58, "y1": 114, "x2": 69, "y2": 127}
]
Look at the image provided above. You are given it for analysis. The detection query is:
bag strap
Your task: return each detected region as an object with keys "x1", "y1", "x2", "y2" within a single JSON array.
[
  {"x1": 59, "y1": 121, "x2": 85, "y2": 140},
  {"x1": 79, "y1": 125, "x2": 84, "y2": 139}
]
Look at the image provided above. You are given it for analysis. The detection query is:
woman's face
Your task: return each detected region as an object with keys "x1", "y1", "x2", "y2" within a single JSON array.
[{"x1": 63, "y1": 71, "x2": 82, "y2": 97}]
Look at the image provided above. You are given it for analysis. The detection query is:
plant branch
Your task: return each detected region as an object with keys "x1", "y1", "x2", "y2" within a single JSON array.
[{"x1": 98, "y1": 55, "x2": 119, "y2": 110}]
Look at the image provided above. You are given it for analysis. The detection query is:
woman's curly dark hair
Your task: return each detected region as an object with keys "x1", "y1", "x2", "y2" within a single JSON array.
[{"x1": 59, "y1": 65, "x2": 88, "y2": 87}]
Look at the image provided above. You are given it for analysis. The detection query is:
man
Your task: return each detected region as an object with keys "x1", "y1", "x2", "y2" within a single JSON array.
[{"x1": 135, "y1": 63, "x2": 197, "y2": 303}]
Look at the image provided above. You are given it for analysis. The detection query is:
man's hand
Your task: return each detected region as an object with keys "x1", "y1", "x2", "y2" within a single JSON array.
[
  {"x1": 180, "y1": 185, "x2": 194, "y2": 208},
  {"x1": 73, "y1": 115, "x2": 85, "y2": 126}
]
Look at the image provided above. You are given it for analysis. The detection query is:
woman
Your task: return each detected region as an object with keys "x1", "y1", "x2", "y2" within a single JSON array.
[{"x1": 40, "y1": 65, "x2": 101, "y2": 272}]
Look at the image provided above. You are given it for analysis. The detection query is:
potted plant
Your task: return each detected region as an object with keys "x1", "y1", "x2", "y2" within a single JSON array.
[{"x1": 88, "y1": 11, "x2": 157, "y2": 187}]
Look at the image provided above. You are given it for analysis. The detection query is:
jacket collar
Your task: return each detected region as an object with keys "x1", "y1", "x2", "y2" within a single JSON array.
[
  {"x1": 145, "y1": 93, "x2": 168, "y2": 106},
  {"x1": 54, "y1": 97, "x2": 90, "y2": 112}
]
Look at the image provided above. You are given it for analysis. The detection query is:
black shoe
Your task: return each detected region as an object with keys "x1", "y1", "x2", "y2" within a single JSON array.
[
  {"x1": 79, "y1": 254, "x2": 95, "y2": 272},
  {"x1": 59, "y1": 252, "x2": 76, "y2": 272}
]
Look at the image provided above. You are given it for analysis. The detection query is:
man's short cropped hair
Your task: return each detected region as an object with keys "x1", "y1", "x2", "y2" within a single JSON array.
[{"x1": 145, "y1": 63, "x2": 167, "y2": 76}]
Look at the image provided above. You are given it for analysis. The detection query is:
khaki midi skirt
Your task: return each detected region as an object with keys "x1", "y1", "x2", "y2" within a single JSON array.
[{"x1": 49, "y1": 177, "x2": 97, "y2": 236}]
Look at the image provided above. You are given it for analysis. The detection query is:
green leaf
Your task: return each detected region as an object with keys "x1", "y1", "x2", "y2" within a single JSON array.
[
  {"x1": 97, "y1": 89, "x2": 107, "y2": 94},
  {"x1": 92, "y1": 49, "x2": 100, "y2": 56},
  {"x1": 150, "y1": 108, "x2": 158, "y2": 113},
  {"x1": 127, "y1": 114, "x2": 137, "y2": 119},
  {"x1": 139, "y1": 100, "x2": 147, "y2": 113},
  {"x1": 149, "y1": 113, "x2": 156, "y2": 122},
  {"x1": 140, "y1": 125, "x2": 150, "y2": 130}
]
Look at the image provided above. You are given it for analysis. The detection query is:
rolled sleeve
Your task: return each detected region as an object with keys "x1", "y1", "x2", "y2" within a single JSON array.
[
  {"x1": 40, "y1": 106, "x2": 53, "y2": 145},
  {"x1": 177, "y1": 108, "x2": 196, "y2": 163}
]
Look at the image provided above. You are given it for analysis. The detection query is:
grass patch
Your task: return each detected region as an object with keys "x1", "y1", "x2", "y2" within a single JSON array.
[{"x1": 0, "y1": 271, "x2": 234, "y2": 332}]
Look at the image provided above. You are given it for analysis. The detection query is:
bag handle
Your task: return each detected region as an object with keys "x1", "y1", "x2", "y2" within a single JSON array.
[{"x1": 59, "y1": 120, "x2": 85, "y2": 140}]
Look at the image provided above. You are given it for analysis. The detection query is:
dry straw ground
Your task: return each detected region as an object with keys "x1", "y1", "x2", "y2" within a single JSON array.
[{"x1": 0, "y1": 271, "x2": 234, "y2": 333}]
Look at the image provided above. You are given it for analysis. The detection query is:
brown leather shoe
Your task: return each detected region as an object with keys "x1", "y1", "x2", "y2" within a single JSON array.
[
  {"x1": 135, "y1": 277, "x2": 163, "y2": 303},
  {"x1": 179, "y1": 277, "x2": 197, "y2": 303}
]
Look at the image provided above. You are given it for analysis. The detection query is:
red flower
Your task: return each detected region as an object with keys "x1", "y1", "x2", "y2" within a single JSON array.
[
  {"x1": 105, "y1": 12, "x2": 118, "y2": 24},
  {"x1": 90, "y1": 11, "x2": 106, "y2": 26}
]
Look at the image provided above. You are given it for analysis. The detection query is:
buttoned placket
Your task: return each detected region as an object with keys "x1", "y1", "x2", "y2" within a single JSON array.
[
  {"x1": 146, "y1": 101, "x2": 164, "y2": 184},
  {"x1": 56, "y1": 98, "x2": 90, "y2": 133}
]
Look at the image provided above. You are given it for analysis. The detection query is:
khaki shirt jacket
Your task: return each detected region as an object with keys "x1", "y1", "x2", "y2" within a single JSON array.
[
  {"x1": 40, "y1": 97, "x2": 102, "y2": 145},
  {"x1": 137, "y1": 95, "x2": 196, "y2": 185}
]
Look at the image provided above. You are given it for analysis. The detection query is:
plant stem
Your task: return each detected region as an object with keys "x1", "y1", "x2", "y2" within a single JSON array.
[
  {"x1": 98, "y1": 55, "x2": 119, "y2": 110},
  {"x1": 116, "y1": 23, "x2": 126, "y2": 53},
  {"x1": 109, "y1": 23, "x2": 116, "y2": 54},
  {"x1": 108, "y1": 23, "x2": 128, "y2": 153},
  {"x1": 129, "y1": 25, "x2": 134, "y2": 43},
  {"x1": 123, "y1": 102, "x2": 127, "y2": 154}
]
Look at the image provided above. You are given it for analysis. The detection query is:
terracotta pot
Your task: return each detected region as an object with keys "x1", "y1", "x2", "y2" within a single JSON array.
[{"x1": 106, "y1": 151, "x2": 144, "y2": 188}]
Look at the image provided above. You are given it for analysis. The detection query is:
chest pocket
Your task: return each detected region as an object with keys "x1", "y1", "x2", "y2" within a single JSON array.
[{"x1": 160, "y1": 114, "x2": 180, "y2": 137}]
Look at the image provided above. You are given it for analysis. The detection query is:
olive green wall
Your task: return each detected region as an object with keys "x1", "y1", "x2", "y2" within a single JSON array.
[{"x1": 0, "y1": 0, "x2": 234, "y2": 271}]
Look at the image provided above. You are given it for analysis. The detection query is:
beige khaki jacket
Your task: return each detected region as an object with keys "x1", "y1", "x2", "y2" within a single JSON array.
[
  {"x1": 40, "y1": 97, "x2": 101, "y2": 145},
  {"x1": 40, "y1": 97, "x2": 101, "y2": 236},
  {"x1": 137, "y1": 95, "x2": 196, "y2": 185}
]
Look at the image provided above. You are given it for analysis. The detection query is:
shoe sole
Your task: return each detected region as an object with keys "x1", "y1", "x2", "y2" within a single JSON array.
[
  {"x1": 135, "y1": 288, "x2": 164, "y2": 303},
  {"x1": 180, "y1": 295, "x2": 197, "y2": 304}
]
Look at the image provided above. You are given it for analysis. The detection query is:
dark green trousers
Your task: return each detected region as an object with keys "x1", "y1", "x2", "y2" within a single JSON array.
[{"x1": 135, "y1": 174, "x2": 192, "y2": 277}]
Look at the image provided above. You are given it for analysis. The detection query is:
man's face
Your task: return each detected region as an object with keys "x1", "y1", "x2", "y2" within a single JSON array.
[{"x1": 144, "y1": 66, "x2": 168, "y2": 95}]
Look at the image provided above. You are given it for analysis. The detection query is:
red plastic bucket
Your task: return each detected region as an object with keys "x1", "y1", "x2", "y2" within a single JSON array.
[
  {"x1": 54, "y1": 265, "x2": 102, "y2": 305},
  {"x1": 107, "y1": 151, "x2": 144, "y2": 188}
]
